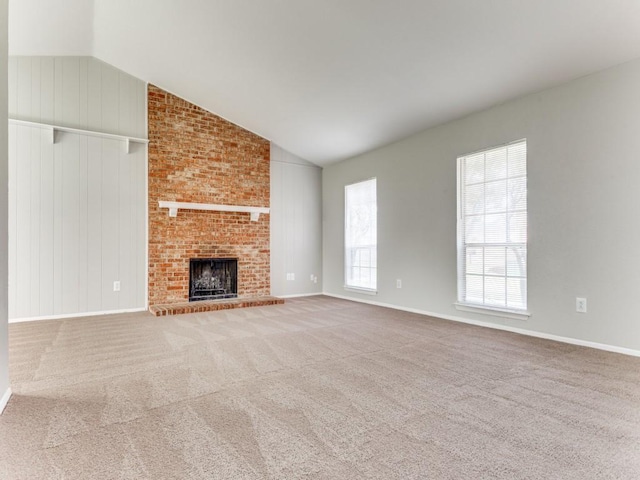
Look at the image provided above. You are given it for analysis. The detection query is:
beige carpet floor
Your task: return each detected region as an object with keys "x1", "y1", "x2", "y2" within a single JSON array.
[{"x1": 1, "y1": 295, "x2": 639, "y2": 479}]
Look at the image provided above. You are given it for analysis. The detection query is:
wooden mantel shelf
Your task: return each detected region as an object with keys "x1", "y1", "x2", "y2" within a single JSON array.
[{"x1": 158, "y1": 201, "x2": 270, "y2": 221}]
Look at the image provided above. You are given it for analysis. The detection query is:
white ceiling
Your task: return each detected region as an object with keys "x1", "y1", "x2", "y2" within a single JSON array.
[{"x1": 9, "y1": 0, "x2": 640, "y2": 166}]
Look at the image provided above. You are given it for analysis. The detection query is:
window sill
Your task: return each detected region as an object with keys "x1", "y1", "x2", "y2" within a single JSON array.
[
  {"x1": 454, "y1": 302, "x2": 530, "y2": 321},
  {"x1": 344, "y1": 286, "x2": 378, "y2": 296}
]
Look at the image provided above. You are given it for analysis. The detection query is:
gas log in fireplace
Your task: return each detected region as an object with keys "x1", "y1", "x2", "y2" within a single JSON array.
[{"x1": 189, "y1": 258, "x2": 238, "y2": 301}]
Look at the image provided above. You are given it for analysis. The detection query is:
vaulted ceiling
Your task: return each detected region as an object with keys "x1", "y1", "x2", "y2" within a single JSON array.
[{"x1": 10, "y1": 0, "x2": 640, "y2": 166}]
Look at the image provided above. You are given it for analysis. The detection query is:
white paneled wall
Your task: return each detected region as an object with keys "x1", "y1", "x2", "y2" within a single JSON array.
[
  {"x1": 8, "y1": 57, "x2": 147, "y2": 320},
  {"x1": 1, "y1": 0, "x2": 10, "y2": 409},
  {"x1": 270, "y1": 144, "x2": 322, "y2": 297},
  {"x1": 9, "y1": 56, "x2": 146, "y2": 137}
]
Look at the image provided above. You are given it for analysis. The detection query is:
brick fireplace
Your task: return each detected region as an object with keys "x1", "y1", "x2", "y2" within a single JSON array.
[{"x1": 147, "y1": 85, "x2": 271, "y2": 309}]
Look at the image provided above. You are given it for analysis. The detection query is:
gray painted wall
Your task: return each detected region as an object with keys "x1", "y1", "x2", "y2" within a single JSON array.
[
  {"x1": 270, "y1": 144, "x2": 322, "y2": 297},
  {"x1": 323, "y1": 58, "x2": 640, "y2": 352},
  {"x1": 1, "y1": 0, "x2": 9, "y2": 407},
  {"x1": 8, "y1": 57, "x2": 147, "y2": 319}
]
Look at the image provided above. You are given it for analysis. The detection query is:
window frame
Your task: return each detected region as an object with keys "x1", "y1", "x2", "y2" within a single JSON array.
[
  {"x1": 456, "y1": 140, "x2": 530, "y2": 318},
  {"x1": 344, "y1": 177, "x2": 377, "y2": 293}
]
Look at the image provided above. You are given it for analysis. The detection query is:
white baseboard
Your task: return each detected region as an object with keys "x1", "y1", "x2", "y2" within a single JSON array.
[
  {"x1": 9, "y1": 307, "x2": 148, "y2": 324},
  {"x1": 323, "y1": 292, "x2": 640, "y2": 358},
  {"x1": 278, "y1": 292, "x2": 323, "y2": 299},
  {"x1": 0, "y1": 388, "x2": 12, "y2": 415}
]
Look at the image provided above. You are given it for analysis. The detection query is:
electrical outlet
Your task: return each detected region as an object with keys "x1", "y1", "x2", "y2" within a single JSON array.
[
  {"x1": 286, "y1": 273, "x2": 295, "y2": 281},
  {"x1": 113, "y1": 281, "x2": 121, "y2": 292},
  {"x1": 310, "y1": 274, "x2": 315, "y2": 281},
  {"x1": 576, "y1": 297, "x2": 587, "y2": 313},
  {"x1": 313, "y1": 276, "x2": 318, "y2": 284},
  {"x1": 396, "y1": 279, "x2": 402, "y2": 289}
]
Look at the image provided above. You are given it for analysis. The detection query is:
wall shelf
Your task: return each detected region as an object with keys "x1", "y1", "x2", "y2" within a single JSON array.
[
  {"x1": 9, "y1": 118, "x2": 149, "y2": 153},
  {"x1": 158, "y1": 201, "x2": 270, "y2": 221}
]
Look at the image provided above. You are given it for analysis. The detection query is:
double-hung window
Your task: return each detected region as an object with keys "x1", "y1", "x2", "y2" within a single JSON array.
[
  {"x1": 345, "y1": 178, "x2": 377, "y2": 292},
  {"x1": 457, "y1": 140, "x2": 527, "y2": 312}
]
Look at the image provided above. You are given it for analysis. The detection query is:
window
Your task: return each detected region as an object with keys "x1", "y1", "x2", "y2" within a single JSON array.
[
  {"x1": 457, "y1": 140, "x2": 527, "y2": 311},
  {"x1": 345, "y1": 178, "x2": 377, "y2": 291}
]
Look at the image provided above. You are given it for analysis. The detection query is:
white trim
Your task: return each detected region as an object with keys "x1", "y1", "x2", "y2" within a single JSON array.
[
  {"x1": 0, "y1": 388, "x2": 12, "y2": 415},
  {"x1": 9, "y1": 118, "x2": 149, "y2": 152},
  {"x1": 454, "y1": 302, "x2": 531, "y2": 320},
  {"x1": 457, "y1": 139, "x2": 528, "y2": 313},
  {"x1": 323, "y1": 292, "x2": 640, "y2": 358},
  {"x1": 344, "y1": 286, "x2": 378, "y2": 296},
  {"x1": 278, "y1": 292, "x2": 323, "y2": 299},
  {"x1": 158, "y1": 201, "x2": 269, "y2": 221},
  {"x1": 9, "y1": 307, "x2": 148, "y2": 324},
  {"x1": 457, "y1": 138, "x2": 528, "y2": 160},
  {"x1": 344, "y1": 178, "x2": 377, "y2": 292}
]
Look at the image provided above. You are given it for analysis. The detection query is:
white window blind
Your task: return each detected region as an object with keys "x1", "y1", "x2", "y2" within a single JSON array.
[
  {"x1": 458, "y1": 141, "x2": 527, "y2": 310},
  {"x1": 345, "y1": 178, "x2": 377, "y2": 291}
]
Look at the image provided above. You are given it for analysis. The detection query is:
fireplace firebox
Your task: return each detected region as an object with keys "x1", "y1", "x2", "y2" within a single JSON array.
[{"x1": 189, "y1": 258, "x2": 238, "y2": 301}]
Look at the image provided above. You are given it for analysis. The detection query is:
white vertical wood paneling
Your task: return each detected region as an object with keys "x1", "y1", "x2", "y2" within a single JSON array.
[
  {"x1": 1, "y1": 0, "x2": 10, "y2": 410},
  {"x1": 61, "y1": 57, "x2": 80, "y2": 129},
  {"x1": 86, "y1": 136, "x2": 103, "y2": 312},
  {"x1": 77, "y1": 136, "x2": 89, "y2": 313},
  {"x1": 270, "y1": 160, "x2": 284, "y2": 293},
  {"x1": 119, "y1": 73, "x2": 131, "y2": 138},
  {"x1": 118, "y1": 144, "x2": 131, "y2": 308},
  {"x1": 29, "y1": 127, "x2": 41, "y2": 316},
  {"x1": 100, "y1": 138, "x2": 120, "y2": 312},
  {"x1": 270, "y1": 144, "x2": 323, "y2": 297},
  {"x1": 30, "y1": 58, "x2": 41, "y2": 121},
  {"x1": 87, "y1": 58, "x2": 102, "y2": 131},
  {"x1": 78, "y1": 57, "x2": 88, "y2": 128},
  {"x1": 135, "y1": 75, "x2": 149, "y2": 139},
  {"x1": 8, "y1": 57, "x2": 16, "y2": 117},
  {"x1": 8, "y1": 56, "x2": 147, "y2": 319},
  {"x1": 16, "y1": 58, "x2": 31, "y2": 121},
  {"x1": 52, "y1": 124, "x2": 63, "y2": 314},
  {"x1": 40, "y1": 57, "x2": 55, "y2": 122},
  {"x1": 61, "y1": 133, "x2": 80, "y2": 314},
  {"x1": 284, "y1": 162, "x2": 295, "y2": 277},
  {"x1": 101, "y1": 63, "x2": 119, "y2": 134},
  {"x1": 39, "y1": 128, "x2": 55, "y2": 315},
  {"x1": 15, "y1": 126, "x2": 32, "y2": 318},
  {"x1": 135, "y1": 142, "x2": 147, "y2": 305},
  {"x1": 8, "y1": 124, "x2": 17, "y2": 319},
  {"x1": 53, "y1": 57, "x2": 64, "y2": 126},
  {"x1": 8, "y1": 56, "x2": 145, "y2": 135}
]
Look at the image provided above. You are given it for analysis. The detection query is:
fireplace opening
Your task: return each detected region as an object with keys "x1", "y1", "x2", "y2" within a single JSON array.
[{"x1": 189, "y1": 258, "x2": 238, "y2": 301}]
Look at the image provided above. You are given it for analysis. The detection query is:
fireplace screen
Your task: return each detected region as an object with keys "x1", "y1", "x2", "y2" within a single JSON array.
[{"x1": 189, "y1": 258, "x2": 238, "y2": 301}]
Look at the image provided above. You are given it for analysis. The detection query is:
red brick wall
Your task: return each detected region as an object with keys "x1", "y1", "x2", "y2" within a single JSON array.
[{"x1": 147, "y1": 85, "x2": 270, "y2": 306}]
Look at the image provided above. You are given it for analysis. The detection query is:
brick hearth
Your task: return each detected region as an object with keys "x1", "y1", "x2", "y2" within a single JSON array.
[{"x1": 149, "y1": 296, "x2": 284, "y2": 317}]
